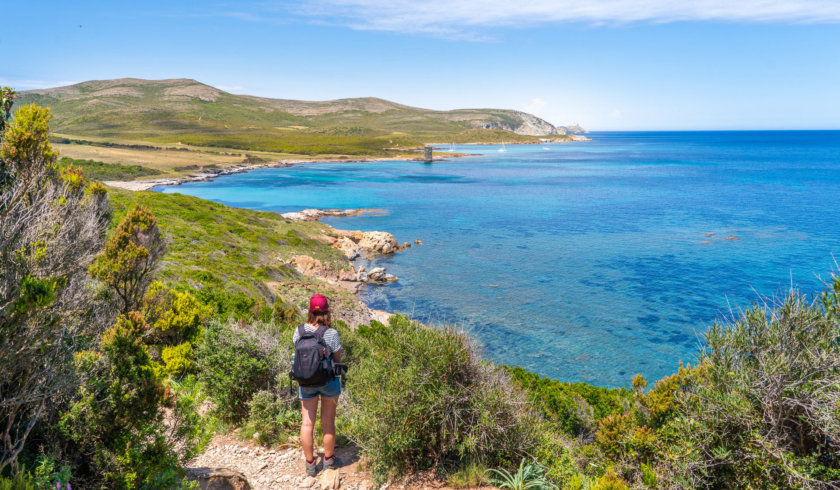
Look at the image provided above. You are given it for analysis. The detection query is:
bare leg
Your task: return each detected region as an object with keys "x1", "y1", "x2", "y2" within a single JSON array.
[
  {"x1": 300, "y1": 397, "x2": 319, "y2": 462},
  {"x1": 320, "y1": 396, "x2": 338, "y2": 458}
]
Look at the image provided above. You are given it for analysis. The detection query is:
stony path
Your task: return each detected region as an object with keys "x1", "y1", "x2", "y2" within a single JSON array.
[
  {"x1": 188, "y1": 434, "x2": 372, "y2": 489},
  {"x1": 188, "y1": 434, "x2": 493, "y2": 490}
]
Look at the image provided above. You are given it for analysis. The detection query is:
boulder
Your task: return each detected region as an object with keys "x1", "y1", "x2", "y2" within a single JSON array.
[
  {"x1": 414, "y1": 239, "x2": 423, "y2": 245},
  {"x1": 367, "y1": 267, "x2": 387, "y2": 282},
  {"x1": 186, "y1": 467, "x2": 250, "y2": 490},
  {"x1": 357, "y1": 231, "x2": 400, "y2": 255},
  {"x1": 335, "y1": 237, "x2": 360, "y2": 260},
  {"x1": 367, "y1": 267, "x2": 398, "y2": 283}
]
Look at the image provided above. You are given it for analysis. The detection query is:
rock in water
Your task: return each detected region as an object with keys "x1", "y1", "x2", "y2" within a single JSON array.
[
  {"x1": 186, "y1": 467, "x2": 251, "y2": 490},
  {"x1": 319, "y1": 468, "x2": 340, "y2": 489}
]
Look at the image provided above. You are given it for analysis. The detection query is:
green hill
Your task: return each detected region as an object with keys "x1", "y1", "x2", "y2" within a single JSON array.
[{"x1": 18, "y1": 78, "x2": 573, "y2": 156}]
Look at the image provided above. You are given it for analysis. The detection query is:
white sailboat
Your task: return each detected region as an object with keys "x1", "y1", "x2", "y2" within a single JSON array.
[
  {"x1": 498, "y1": 142, "x2": 506, "y2": 152},
  {"x1": 448, "y1": 142, "x2": 455, "y2": 152}
]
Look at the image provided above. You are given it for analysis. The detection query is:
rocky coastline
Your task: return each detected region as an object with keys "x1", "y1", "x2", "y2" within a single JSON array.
[{"x1": 278, "y1": 208, "x2": 424, "y2": 328}]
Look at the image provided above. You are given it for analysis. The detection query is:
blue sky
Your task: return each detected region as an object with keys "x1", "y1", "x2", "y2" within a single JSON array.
[{"x1": 4, "y1": 0, "x2": 840, "y2": 130}]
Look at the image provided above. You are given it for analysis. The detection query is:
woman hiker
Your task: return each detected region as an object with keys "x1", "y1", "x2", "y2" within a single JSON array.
[{"x1": 294, "y1": 294, "x2": 342, "y2": 476}]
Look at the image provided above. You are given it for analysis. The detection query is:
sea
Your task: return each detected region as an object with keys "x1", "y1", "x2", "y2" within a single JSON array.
[{"x1": 155, "y1": 131, "x2": 840, "y2": 387}]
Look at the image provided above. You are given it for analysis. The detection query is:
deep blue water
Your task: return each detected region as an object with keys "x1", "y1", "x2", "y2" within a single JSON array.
[{"x1": 156, "y1": 131, "x2": 840, "y2": 387}]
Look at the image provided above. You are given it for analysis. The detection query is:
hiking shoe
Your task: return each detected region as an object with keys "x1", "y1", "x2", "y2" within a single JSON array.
[
  {"x1": 305, "y1": 458, "x2": 318, "y2": 477},
  {"x1": 322, "y1": 454, "x2": 341, "y2": 471}
]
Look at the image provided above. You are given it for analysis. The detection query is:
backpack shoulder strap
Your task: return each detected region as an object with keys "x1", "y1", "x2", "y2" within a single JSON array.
[
  {"x1": 313, "y1": 325, "x2": 328, "y2": 343},
  {"x1": 296, "y1": 323, "x2": 309, "y2": 342}
]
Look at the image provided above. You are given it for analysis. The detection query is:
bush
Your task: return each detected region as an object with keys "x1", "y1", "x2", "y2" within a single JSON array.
[
  {"x1": 669, "y1": 283, "x2": 840, "y2": 488},
  {"x1": 591, "y1": 470, "x2": 630, "y2": 490},
  {"x1": 60, "y1": 312, "x2": 201, "y2": 488},
  {"x1": 195, "y1": 319, "x2": 287, "y2": 421},
  {"x1": 144, "y1": 282, "x2": 210, "y2": 345},
  {"x1": 0, "y1": 100, "x2": 111, "y2": 473},
  {"x1": 532, "y1": 431, "x2": 584, "y2": 486},
  {"x1": 241, "y1": 390, "x2": 300, "y2": 446},
  {"x1": 162, "y1": 342, "x2": 198, "y2": 376},
  {"x1": 343, "y1": 315, "x2": 536, "y2": 480},
  {"x1": 506, "y1": 366, "x2": 634, "y2": 437}
]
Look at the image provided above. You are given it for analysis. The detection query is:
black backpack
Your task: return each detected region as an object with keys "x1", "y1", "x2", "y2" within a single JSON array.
[{"x1": 290, "y1": 324, "x2": 333, "y2": 388}]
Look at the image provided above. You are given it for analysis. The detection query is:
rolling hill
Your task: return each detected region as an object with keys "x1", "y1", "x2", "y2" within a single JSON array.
[{"x1": 18, "y1": 78, "x2": 578, "y2": 157}]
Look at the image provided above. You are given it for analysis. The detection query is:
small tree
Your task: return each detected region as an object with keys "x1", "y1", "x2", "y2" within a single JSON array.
[
  {"x1": 0, "y1": 100, "x2": 111, "y2": 472},
  {"x1": 90, "y1": 205, "x2": 165, "y2": 314},
  {"x1": 60, "y1": 312, "x2": 198, "y2": 488}
]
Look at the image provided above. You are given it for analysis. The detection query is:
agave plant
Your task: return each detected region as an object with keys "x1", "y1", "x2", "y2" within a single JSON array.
[{"x1": 485, "y1": 459, "x2": 557, "y2": 490}]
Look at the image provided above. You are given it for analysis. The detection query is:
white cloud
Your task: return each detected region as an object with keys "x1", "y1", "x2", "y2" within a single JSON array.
[
  {"x1": 0, "y1": 79, "x2": 80, "y2": 90},
  {"x1": 282, "y1": 0, "x2": 840, "y2": 36}
]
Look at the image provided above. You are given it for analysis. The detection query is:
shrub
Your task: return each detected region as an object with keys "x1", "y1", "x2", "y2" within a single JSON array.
[
  {"x1": 60, "y1": 312, "x2": 200, "y2": 488},
  {"x1": 591, "y1": 470, "x2": 629, "y2": 490},
  {"x1": 637, "y1": 361, "x2": 703, "y2": 428},
  {"x1": 144, "y1": 281, "x2": 210, "y2": 344},
  {"x1": 506, "y1": 366, "x2": 634, "y2": 437},
  {"x1": 241, "y1": 390, "x2": 300, "y2": 446},
  {"x1": 343, "y1": 315, "x2": 536, "y2": 480},
  {"x1": 0, "y1": 100, "x2": 111, "y2": 472},
  {"x1": 531, "y1": 430, "x2": 583, "y2": 486},
  {"x1": 89, "y1": 205, "x2": 165, "y2": 314},
  {"x1": 671, "y1": 284, "x2": 840, "y2": 488},
  {"x1": 195, "y1": 319, "x2": 287, "y2": 421},
  {"x1": 595, "y1": 414, "x2": 634, "y2": 459},
  {"x1": 162, "y1": 342, "x2": 198, "y2": 376}
]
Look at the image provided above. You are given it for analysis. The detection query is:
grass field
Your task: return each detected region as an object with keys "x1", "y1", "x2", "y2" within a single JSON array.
[{"x1": 107, "y1": 187, "x2": 364, "y2": 319}]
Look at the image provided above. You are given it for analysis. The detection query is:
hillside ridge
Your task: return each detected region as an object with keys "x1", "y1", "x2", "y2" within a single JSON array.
[{"x1": 20, "y1": 77, "x2": 576, "y2": 136}]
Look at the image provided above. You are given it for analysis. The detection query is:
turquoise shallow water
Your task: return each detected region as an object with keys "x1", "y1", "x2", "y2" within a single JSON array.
[{"x1": 157, "y1": 131, "x2": 840, "y2": 387}]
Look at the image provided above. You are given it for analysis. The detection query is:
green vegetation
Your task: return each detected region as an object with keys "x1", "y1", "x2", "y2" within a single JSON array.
[
  {"x1": 343, "y1": 317, "x2": 537, "y2": 481},
  {"x1": 4, "y1": 93, "x2": 840, "y2": 489},
  {"x1": 486, "y1": 460, "x2": 557, "y2": 490},
  {"x1": 196, "y1": 319, "x2": 288, "y2": 421},
  {"x1": 19, "y1": 78, "x2": 570, "y2": 159},
  {"x1": 58, "y1": 156, "x2": 161, "y2": 180},
  {"x1": 505, "y1": 366, "x2": 634, "y2": 436}
]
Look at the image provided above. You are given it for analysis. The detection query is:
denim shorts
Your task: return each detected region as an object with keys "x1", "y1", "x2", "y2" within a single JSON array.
[{"x1": 298, "y1": 376, "x2": 341, "y2": 400}]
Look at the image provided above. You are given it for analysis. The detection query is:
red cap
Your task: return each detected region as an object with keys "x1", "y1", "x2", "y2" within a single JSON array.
[{"x1": 309, "y1": 294, "x2": 329, "y2": 313}]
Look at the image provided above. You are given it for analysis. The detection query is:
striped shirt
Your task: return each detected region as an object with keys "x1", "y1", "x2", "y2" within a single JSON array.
[{"x1": 292, "y1": 323, "x2": 342, "y2": 356}]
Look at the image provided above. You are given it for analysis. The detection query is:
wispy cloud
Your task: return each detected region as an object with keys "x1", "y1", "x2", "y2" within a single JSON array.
[
  {"x1": 0, "y1": 78, "x2": 80, "y2": 90},
  {"x1": 269, "y1": 0, "x2": 840, "y2": 37}
]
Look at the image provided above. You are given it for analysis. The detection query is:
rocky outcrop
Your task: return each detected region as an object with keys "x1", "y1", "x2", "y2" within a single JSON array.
[
  {"x1": 365, "y1": 267, "x2": 398, "y2": 283},
  {"x1": 563, "y1": 124, "x2": 588, "y2": 134},
  {"x1": 289, "y1": 256, "x2": 359, "y2": 283},
  {"x1": 280, "y1": 208, "x2": 384, "y2": 222},
  {"x1": 326, "y1": 230, "x2": 406, "y2": 258},
  {"x1": 468, "y1": 111, "x2": 560, "y2": 136},
  {"x1": 186, "y1": 467, "x2": 251, "y2": 490}
]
